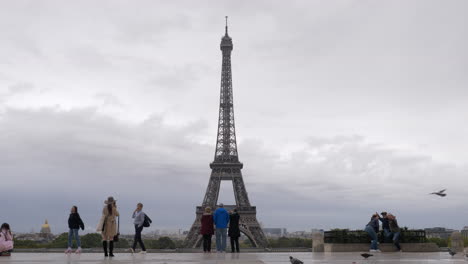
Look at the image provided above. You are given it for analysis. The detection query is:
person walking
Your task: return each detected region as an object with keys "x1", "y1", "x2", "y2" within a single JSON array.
[
  {"x1": 364, "y1": 213, "x2": 380, "y2": 252},
  {"x1": 228, "y1": 209, "x2": 241, "y2": 253},
  {"x1": 388, "y1": 214, "x2": 402, "y2": 251},
  {"x1": 97, "y1": 196, "x2": 119, "y2": 257},
  {"x1": 200, "y1": 207, "x2": 214, "y2": 253},
  {"x1": 0, "y1": 223, "x2": 14, "y2": 256},
  {"x1": 213, "y1": 203, "x2": 230, "y2": 252},
  {"x1": 65, "y1": 206, "x2": 85, "y2": 254},
  {"x1": 130, "y1": 203, "x2": 147, "y2": 254}
]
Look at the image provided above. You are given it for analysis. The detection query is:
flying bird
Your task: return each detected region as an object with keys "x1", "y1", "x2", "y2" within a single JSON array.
[
  {"x1": 430, "y1": 189, "x2": 447, "y2": 197},
  {"x1": 361, "y1": 253, "x2": 373, "y2": 259},
  {"x1": 448, "y1": 249, "x2": 456, "y2": 256},
  {"x1": 289, "y1": 256, "x2": 304, "y2": 264}
]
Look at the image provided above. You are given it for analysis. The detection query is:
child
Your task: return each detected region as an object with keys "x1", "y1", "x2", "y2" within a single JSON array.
[
  {"x1": 0, "y1": 223, "x2": 14, "y2": 256},
  {"x1": 66, "y1": 206, "x2": 85, "y2": 254}
]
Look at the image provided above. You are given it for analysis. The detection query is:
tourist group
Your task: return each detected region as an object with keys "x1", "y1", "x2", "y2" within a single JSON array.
[
  {"x1": 0, "y1": 197, "x2": 242, "y2": 257},
  {"x1": 365, "y1": 212, "x2": 401, "y2": 252}
]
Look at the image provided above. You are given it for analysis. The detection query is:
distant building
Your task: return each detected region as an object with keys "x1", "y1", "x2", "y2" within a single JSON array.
[
  {"x1": 40, "y1": 219, "x2": 51, "y2": 234},
  {"x1": 39, "y1": 219, "x2": 54, "y2": 241},
  {"x1": 425, "y1": 227, "x2": 455, "y2": 239},
  {"x1": 287, "y1": 231, "x2": 312, "y2": 238},
  {"x1": 311, "y1": 228, "x2": 324, "y2": 234},
  {"x1": 461, "y1": 226, "x2": 468, "y2": 239},
  {"x1": 263, "y1": 228, "x2": 287, "y2": 237}
]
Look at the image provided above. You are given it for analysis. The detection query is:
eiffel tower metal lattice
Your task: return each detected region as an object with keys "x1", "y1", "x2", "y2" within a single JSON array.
[{"x1": 183, "y1": 17, "x2": 268, "y2": 249}]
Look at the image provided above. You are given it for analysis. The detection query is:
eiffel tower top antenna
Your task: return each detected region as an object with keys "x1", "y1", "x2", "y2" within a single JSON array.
[{"x1": 225, "y1": 16, "x2": 228, "y2": 35}]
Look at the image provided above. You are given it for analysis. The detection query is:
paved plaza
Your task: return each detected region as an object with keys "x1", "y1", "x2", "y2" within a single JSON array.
[{"x1": 0, "y1": 252, "x2": 466, "y2": 264}]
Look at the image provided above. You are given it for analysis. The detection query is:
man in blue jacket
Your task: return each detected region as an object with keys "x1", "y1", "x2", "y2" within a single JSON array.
[{"x1": 213, "y1": 203, "x2": 230, "y2": 252}]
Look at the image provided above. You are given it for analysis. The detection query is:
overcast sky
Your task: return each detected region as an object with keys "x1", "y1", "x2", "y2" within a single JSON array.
[{"x1": 0, "y1": 0, "x2": 467, "y2": 235}]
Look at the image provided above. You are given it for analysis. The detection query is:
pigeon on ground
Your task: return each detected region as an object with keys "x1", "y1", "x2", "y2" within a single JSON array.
[
  {"x1": 448, "y1": 249, "x2": 456, "y2": 256},
  {"x1": 430, "y1": 189, "x2": 447, "y2": 197},
  {"x1": 361, "y1": 253, "x2": 373, "y2": 259},
  {"x1": 289, "y1": 256, "x2": 304, "y2": 264}
]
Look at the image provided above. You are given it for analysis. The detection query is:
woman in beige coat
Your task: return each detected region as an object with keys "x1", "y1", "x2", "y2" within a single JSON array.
[{"x1": 97, "y1": 197, "x2": 119, "y2": 257}]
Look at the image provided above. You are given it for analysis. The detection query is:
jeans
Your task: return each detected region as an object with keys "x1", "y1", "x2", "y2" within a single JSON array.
[
  {"x1": 364, "y1": 225, "x2": 378, "y2": 250},
  {"x1": 383, "y1": 228, "x2": 392, "y2": 242},
  {"x1": 132, "y1": 225, "x2": 146, "y2": 251},
  {"x1": 202, "y1": 234, "x2": 212, "y2": 252},
  {"x1": 392, "y1": 231, "x2": 401, "y2": 250},
  {"x1": 215, "y1": 228, "x2": 227, "y2": 252},
  {"x1": 230, "y1": 237, "x2": 240, "y2": 252},
  {"x1": 68, "y1": 229, "x2": 81, "y2": 248}
]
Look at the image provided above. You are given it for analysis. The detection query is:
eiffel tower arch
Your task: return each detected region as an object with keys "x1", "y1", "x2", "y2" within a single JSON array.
[{"x1": 184, "y1": 18, "x2": 268, "y2": 249}]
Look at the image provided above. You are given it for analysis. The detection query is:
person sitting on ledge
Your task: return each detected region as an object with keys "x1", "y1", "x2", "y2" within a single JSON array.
[
  {"x1": 0, "y1": 223, "x2": 14, "y2": 256},
  {"x1": 388, "y1": 214, "x2": 402, "y2": 252},
  {"x1": 378, "y1": 212, "x2": 391, "y2": 242}
]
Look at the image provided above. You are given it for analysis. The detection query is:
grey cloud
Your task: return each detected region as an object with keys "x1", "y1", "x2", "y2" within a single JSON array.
[{"x1": 0, "y1": 0, "x2": 467, "y2": 233}]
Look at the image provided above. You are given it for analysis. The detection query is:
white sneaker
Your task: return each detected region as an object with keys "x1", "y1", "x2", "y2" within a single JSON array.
[
  {"x1": 375, "y1": 249, "x2": 381, "y2": 253},
  {"x1": 139, "y1": 251, "x2": 147, "y2": 254},
  {"x1": 65, "y1": 248, "x2": 72, "y2": 254},
  {"x1": 369, "y1": 249, "x2": 376, "y2": 252},
  {"x1": 75, "y1": 247, "x2": 82, "y2": 254},
  {"x1": 129, "y1": 248, "x2": 135, "y2": 254}
]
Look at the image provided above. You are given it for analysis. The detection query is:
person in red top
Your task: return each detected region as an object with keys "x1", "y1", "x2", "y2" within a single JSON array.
[{"x1": 200, "y1": 207, "x2": 214, "y2": 252}]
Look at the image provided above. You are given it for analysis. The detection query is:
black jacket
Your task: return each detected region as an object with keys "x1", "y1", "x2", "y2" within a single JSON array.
[
  {"x1": 379, "y1": 217, "x2": 390, "y2": 230},
  {"x1": 68, "y1": 213, "x2": 85, "y2": 230},
  {"x1": 228, "y1": 213, "x2": 240, "y2": 238}
]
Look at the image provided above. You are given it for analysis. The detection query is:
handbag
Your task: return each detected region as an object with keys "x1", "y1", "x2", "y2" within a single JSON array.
[
  {"x1": 113, "y1": 216, "x2": 120, "y2": 242},
  {"x1": 143, "y1": 214, "x2": 152, "y2": 228}
]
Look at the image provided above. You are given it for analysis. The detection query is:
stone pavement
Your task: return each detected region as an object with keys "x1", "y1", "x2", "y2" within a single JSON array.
[{"x1": 0, "y1": 252, "x2": 466, "y2": 263}]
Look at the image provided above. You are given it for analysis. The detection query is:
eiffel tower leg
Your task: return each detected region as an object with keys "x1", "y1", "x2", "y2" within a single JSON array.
[
  {"x1": 239, "y1": 214, "x2": 269, "y2": 248},
  {"x1": 202, "y1": 174, "x2": 221, "y2": 207},
  {"x1": 184, "y1": 176, "x2": 221, "y2": 248},
  {"x1": 183, "y1": 213, "x2": 203, "y2": 248},
  {"x1": 232, "y1": 176, "x2": 251, "y2": 206}
]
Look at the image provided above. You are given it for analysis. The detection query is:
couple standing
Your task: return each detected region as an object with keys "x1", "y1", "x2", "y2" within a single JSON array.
[{"x1": 200, "y1": 203, "x2": 240, "y2": 253}]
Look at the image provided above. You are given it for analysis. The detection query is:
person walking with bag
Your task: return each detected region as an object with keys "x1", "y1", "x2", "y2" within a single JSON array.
[
  {"x1": 200, "y1": 207, "x2": 214, "y2": 253},
  {"x1": 97, "y1": 196, "x2": 119, "y2": 257},
  {"x1": 65, "y1": 206, "x2": 85, "y2": 254},
  {"x1": 228, "y1": 209, "x2": 241, "y2": 253},
  {"x1": 130, "y1": 203, "x2": 147, "y2": 254}
]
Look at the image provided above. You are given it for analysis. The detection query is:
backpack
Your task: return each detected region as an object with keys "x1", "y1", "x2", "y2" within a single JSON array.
[{"x1": 143, "y1": 214, "x2": 152, "y2": 228}]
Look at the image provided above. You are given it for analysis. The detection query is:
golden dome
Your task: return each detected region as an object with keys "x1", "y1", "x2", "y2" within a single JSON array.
[{"x1": 41, "y1": 219, "x2": 49, "y2": 228}]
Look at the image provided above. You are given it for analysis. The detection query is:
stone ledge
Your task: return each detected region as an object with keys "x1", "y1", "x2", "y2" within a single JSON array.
[{"x1": 324, "y1": 243, "x2": 439, "y2": 252}]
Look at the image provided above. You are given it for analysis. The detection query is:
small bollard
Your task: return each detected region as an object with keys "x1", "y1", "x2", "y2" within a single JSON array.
[
  {"x1": 312, "y1": 232, "x2": 324, "y2": 252},
  {"x1": 450, "y1": 231, "x2": 464, "y2": 252}
]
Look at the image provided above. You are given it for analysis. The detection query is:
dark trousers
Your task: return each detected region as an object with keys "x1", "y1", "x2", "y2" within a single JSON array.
[
  {"x1": 202, "y1": 234, "x2": 212, "y2": 252},
  {"x1": 132, "y1": 225, "x2": 146, "y2": 251},
  {"x1": 230, "y1": 237, "x2": 240, "y2": 252}
]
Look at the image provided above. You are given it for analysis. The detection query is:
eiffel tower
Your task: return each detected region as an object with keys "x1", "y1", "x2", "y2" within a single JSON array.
[{"x1": 184, "y1": 17, "x2": 268, "y2": 249}]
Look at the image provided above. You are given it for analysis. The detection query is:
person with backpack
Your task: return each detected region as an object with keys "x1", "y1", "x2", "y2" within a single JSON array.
[
  {"x1": 0, "y1": 223, "x2": 14, "y2": 256},
  {"x1": 65, "y1": 205, "x2": 85, "y2": 254},
  {"x1": 130, "y1": 202, "x2": 150, "y2": 254}
]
